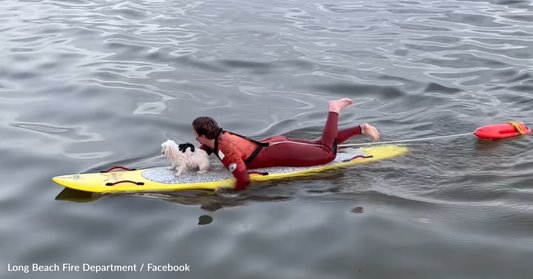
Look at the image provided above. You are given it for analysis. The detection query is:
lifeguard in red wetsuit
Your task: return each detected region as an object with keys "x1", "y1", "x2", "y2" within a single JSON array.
[{"x1": 191, "y1": 98, "x2": 380, "y2": 191}]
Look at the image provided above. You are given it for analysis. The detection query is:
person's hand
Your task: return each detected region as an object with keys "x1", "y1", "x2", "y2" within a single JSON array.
[
  {"x1": 215, "y1": 185, "x2": 236, "y2": 196},
  {"x1": 178, "y1": 142, "x2": 195, "y2": 153}
]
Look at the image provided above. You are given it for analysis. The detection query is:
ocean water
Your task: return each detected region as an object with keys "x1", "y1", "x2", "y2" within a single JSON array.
[{"x1": 1, "y1": 0, "x2": 532, "y2": 278}]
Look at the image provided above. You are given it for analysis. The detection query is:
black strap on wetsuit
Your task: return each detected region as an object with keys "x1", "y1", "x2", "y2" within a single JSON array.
[{"x1": 214, "y1": 128, "x2": 269, "y2": 164}]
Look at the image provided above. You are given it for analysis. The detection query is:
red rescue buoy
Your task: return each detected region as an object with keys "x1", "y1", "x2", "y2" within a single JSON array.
[{"x1": 474, "y1": 121, "x2": 531, "y2": 140}]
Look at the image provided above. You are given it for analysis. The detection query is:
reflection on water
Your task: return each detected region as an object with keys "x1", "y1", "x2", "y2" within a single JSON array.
[{"x1": 55, "y1": 187, "x2": 294, "y2": 226}]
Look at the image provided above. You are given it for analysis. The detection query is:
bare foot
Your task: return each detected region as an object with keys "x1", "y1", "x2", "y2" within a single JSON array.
[
  {"x1": 329, "y1": 98, "x2": 354, "y2": 113},
  {"x1": 361, "y1": 123, "x2": 380, "y2": 141}
]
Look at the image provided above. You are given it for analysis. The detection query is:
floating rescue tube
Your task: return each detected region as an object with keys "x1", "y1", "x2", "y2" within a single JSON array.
[{"x1": 474, "y1": 121, "x2": 531, "y2": 140}]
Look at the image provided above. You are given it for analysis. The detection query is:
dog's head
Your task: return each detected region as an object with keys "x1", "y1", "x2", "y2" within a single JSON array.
[{"x1": 161, "y1": 139, "x2": 177, "y2": 158}]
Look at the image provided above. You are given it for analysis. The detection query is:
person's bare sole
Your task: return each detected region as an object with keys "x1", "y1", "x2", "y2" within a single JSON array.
[
  {"x1": 329, "y1": 98, "x2": 353, "y2": 113},
  {"x1": 361, "y1": 123, "x2": 380, "y2": 141}
]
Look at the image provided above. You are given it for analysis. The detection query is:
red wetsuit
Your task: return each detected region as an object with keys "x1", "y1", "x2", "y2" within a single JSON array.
[{"x1": 200, "y1": 111, "x2": 362, "y2": 190}]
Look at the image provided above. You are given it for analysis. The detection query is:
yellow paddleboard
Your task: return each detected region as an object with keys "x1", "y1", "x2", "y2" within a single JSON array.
[{"x1": 52, "y1": 145, "x2": 407, "y2": 193}]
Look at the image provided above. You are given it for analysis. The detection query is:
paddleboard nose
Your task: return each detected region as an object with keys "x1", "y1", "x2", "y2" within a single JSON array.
[
  {"x1": 52, "y1": 174, "x2": 81, "y2": 186},
  {"x1": 53, "y1": 176, "x2": 66, "y2": 186}
]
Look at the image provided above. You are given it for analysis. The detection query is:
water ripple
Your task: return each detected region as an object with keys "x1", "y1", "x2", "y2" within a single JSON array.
[{"x1": 1, "y1": 0, "x2": 533, "y2": 278}]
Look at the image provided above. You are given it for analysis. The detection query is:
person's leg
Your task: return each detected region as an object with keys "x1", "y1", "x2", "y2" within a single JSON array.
[
  {"x1": 316, "y1": 111, "x2": 339, "y2": 151},
  {"x1": 337, "y1": 125, "x2": 362, "y2": 144},
  {"x1": 316, "y1": 98, "x2": 353, "y2": 148},
  {"x1": 333, "y1": 123, "x2": 379, "y2": 143},
  {"x1": 266, "y1": 111, "x2": 340, "y2": 150},
  {"x1": 263, "y1": 125, "x2": 362, "y2": 145},
  {"x1": 246, "y1": 142, "x2": 334, "y2": 169},
  {"x1": 248, "y1": 98, "x2": 354, "y2": 169},
  {"x1": 262, "y1": 98, "x2": 354, "y2": 147}
]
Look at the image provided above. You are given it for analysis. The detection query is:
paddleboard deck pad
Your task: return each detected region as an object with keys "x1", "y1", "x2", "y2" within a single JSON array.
[{"x1": 52, "y1": 145, "x2": 407, "y2": 193}]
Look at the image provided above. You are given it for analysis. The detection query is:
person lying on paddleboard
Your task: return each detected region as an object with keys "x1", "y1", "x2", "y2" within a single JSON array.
[{"x1": 186, "y1": 98, "x2": 380, "y2": 191}]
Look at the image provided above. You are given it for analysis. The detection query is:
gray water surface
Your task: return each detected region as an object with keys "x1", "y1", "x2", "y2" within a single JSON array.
[{"x1": 1, "y1": 0, "x2": 533, "y2": 278}]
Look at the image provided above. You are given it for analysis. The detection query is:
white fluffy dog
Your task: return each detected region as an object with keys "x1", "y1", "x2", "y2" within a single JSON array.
[{"x1": 161, "y1": 140, "x2": 211, "y2": 177}]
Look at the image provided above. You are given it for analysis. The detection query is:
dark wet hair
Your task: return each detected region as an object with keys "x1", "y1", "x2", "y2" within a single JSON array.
[{"x1": 192, "y1": 116, "x2": 220, "y2": 140}]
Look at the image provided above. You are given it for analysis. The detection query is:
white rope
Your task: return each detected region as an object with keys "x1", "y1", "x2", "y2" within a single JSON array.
[{"x1": 338, "y1": 132, "x2": 474, "y2": 147}]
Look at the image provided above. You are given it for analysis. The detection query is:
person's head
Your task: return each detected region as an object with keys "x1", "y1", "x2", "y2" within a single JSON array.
[{"x1": 192, "y1": 116, "x2": 220, "y2": 145}]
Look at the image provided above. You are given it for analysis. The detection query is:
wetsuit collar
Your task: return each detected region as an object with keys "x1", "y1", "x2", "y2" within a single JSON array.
[{"x1": 213, "y1": 128, "x2": 224, "y2": 157}]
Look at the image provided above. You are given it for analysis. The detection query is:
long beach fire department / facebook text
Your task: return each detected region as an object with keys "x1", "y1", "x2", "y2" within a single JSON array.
[{"x1": 7, "y1": 263, "x2": 191, "y2": 273}]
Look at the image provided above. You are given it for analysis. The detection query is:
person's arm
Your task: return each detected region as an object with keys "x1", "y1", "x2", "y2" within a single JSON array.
[
  {"x1": 199, "y1": 144, "x2": 213, "y2": 155},
  {"x1": 218, "y1": 142, "x2": 251, "y2": 191}
]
